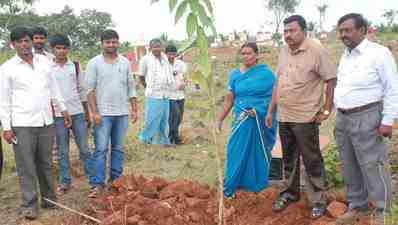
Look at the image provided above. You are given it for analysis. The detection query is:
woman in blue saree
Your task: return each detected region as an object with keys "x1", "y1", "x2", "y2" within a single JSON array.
[{"x1": 217, "y1": 42, "x2": 277, "y2": 198}]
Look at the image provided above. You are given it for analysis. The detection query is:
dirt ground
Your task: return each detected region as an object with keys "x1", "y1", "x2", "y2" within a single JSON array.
[{"x1": 53, "y1": 174, "x2": 379, "y2": 225}]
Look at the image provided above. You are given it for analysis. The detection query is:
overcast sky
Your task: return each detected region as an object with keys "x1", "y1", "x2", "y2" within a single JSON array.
[{"x1": 35, "y1": 0, "x2": 397, "y2": 42}]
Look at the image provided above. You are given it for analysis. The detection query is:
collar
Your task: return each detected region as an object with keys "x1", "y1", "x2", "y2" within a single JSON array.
[
  {"x1": 52, "y1": 59, "x2": 73, "y2": 68},
  {"x1": 150, "y1": 52, "x2": 167, "y2": 63},
  {"x1": 345, "y1": 38, "x2": 369, "y2": 56},
  {"x1": 14, "y1": 53, "x2": 41, "y2": 65},
  {"x1": 288, "y1": 38, "x2": 309, "y2": 55}
]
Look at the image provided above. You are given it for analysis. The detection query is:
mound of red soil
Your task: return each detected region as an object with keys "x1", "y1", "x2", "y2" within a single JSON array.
[{"x1": 62, "y1": 175, "x2": 374, "y2": 225}]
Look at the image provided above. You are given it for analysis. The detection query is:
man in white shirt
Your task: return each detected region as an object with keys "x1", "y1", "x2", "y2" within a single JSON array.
[
  {"x1": 0, "y1": 26, "x2": 71, "y2": 220},
  {"x1": 334, "y1": 14, "x2": 398, "y2": 225},
  {"x1": 138, "y1": 39, "x2": 174, "y2": 146},
  {"x1": 49, "y1": 34, "x2": 93, "y2": 194},
  {"x1": 165, "y1": 44, "x2": 187, "y2": 145},
  {"x1": 31, "y1": 26, "x2": 55, "y2": 61}
]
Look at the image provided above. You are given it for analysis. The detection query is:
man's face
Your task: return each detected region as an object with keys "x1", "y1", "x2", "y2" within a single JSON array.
[
  {"x1": 150, "y1": 43, "x2": 163, "y2": 57},
  {"x1": 102, "y1": 38, "x2": 119, "y2": 54},
  {"x1": 337, "y1": 18, "x2": 365, "y2": 49},
  {"x1": 166, "y1": 52, "x2": 177, "y2": 62},
  {"x1": 12, "y1": 36, "x2": 33, "y2": 57},
  {"x1": 283, "y1": 21, "x2": 306, "y2": 48},
  {"x1": 53, "y1": 45, "x2": 69, "y2": 61},
  {"x1": 32, "y1": 34, "x2": 46, "y2": 51}
]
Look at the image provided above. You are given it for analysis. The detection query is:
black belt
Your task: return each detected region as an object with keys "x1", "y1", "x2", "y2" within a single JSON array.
[{"x1": 337, "y1": 101, "x2": 381, "y2": 115}]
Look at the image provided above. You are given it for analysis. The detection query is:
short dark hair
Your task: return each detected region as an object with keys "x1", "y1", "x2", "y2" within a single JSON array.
[
  {"x1": 31, "y1": 26, "x2": 48, "y2": 37},
  {"x1": 240, "y1": 42, "x2": 259, "y2": 54},
  {"x1": 149, "y1": 38, "x2": 162, "y2": 47},
  {"x1": 283, "y1": 15, "x2": 307, "y2": 31},
  {"x1": 100, "y1": 29, "x2": 119, "y2": 42},
  {"x1": 165, "y1": 44, "x2": 177, "y2": 53},
  {"x1": 337, "y1": 13, "x2": 368, "y2": 32},
  {"x1": 49, "y1": 34, "x2": 71, "y2": 48},
  {"x1": 10, "y1": 26, "x2": 32, "y2": 42}
]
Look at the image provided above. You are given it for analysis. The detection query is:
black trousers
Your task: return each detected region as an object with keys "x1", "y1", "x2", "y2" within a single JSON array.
[
  {"x1": 279, "y1": 122, "x2": 327, "y2": 205},
  {"x1": 169, "y1": 99, "x2": 185, "y2": 144}
]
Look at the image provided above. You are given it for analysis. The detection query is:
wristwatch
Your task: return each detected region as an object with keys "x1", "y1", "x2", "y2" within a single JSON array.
[{"x1": 323, "y1": 110, "x2": 330, "y2": 116}]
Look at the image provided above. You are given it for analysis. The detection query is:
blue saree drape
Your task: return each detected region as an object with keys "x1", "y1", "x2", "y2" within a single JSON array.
[{"x1": 224, "y1": 64, "x2": 277, "y2": 197}]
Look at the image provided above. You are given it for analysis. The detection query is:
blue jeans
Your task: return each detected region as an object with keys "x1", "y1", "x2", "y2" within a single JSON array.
[
  {"x1": 138, "y1": 98, "x2": 170, "y2": 145},
  {"x1": 55, "y1": 113, "x2": 93, "y2": 186},
  {"x1": 92, "y1": 115, "x2": 128, "y2": 187}
]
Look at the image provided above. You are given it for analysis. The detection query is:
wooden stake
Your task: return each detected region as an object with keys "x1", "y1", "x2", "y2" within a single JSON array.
[{"x1": 43, "y1": 197, "x2": 101, "y2": 224}]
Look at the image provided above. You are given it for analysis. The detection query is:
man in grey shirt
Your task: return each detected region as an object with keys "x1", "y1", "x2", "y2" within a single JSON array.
[{"x1": 85, "y1": 29, "x2": 138, "y2": 197}]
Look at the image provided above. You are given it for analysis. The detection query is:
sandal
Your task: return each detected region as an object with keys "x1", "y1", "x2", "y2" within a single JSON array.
[
  {"x1": 272, "y1": 193, "x2": 300, "y2": 212},
  {"x1": 88, "y1": 186, "x2": 103, "y2": 198},
  {"x1": 311, "y1": 203, "x2": 326, "y2": 219},
  {"x1": 56, "y1": 184, "x2": 71, "y2": 195}
]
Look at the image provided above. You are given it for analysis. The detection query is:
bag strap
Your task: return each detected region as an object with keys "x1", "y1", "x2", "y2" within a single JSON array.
[{"x1": 73, "y1": 61, "x2": 81, "y2": 91}]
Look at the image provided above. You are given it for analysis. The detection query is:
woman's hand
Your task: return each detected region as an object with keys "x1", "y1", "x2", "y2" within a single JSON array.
[{"x1": 265, "y1": 112, "x2": 273, "y2": 128}]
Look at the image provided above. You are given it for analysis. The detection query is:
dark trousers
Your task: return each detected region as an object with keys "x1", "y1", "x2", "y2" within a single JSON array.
[
  {"x1": 279, "y1": 122, "x2": 327, "y2": 205},
  {"x1": 169, "y1": 99, "x2": 185, "y2": 144},
  {"x1": 12, "y1": 125, "x2": 56, "y2": 211}
]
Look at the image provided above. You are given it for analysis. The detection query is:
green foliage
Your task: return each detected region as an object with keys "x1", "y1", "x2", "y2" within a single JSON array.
[
  {"x1": 267, "y1": 0, "x2": 300, "y2": 33},
  {"x1": 0, "y1": 3, "x2": 114, "y2": 50},
  {"x1": 323, "y1": 143, "x2": 344, "y2": 188}
]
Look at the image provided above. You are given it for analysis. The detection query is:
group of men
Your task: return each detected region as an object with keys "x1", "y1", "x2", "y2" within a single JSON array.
[
  {"x1": 0, "y1": 26, "x2": 186, "y2": 220},
  {"x1": 266, "y1": 14, "x2": 397, "y2": 225}
]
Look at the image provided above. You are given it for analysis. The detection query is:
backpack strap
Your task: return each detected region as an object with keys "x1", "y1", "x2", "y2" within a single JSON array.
[{"x1": 73, "y1": 61, "x2": 81, "y2": 91}]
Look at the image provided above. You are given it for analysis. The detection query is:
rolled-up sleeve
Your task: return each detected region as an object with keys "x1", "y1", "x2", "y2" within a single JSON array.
[
  {"x1": 378, "y1": 49, "x2": 398, "y2": 126},
  {"x1": 0, "y1": 67, "x2": 12, "y2": 130},
  {"x1": 85, "y1": 60, "x2": 97, "y2": 94}
]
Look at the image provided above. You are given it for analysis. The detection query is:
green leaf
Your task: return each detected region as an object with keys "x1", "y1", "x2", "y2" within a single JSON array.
[
  {"x1": 174, "y1": 0, "x2": 189, "y2": 24},
  {"x1": 191, "y1": 70, "x2": 209, "y2": 92},
  {"x1": 186, "y1": 13, "x2": 198, "y2": 38},
  {"x1": 197, "y1": 3, "x2": 210, "y2": 27},
  {"x1": 196, "y1": 26, "x2": 208, "y2": 51},
  {"x1": 177, "y1": 37, "x2": 196, "y2": 54},
  {"x1": 200, "y1": 0, "x2": 214, "y2": 16},
  {"x1": 169, "y1": 0, "x2": 178, "y2": 12},
  {"x1": 207, "y1": 16, "x2": 217, "y2": 36},
  {"x1": 188, "y1": 0, "x2": 199, "y2": 13}
]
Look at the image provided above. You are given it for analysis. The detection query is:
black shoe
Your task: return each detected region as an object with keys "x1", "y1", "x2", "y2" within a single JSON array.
[
  {"x1": 41, "y1": 198, "x2": 57, "y2": 209},
  {"x1": 310, "y1": 203, "x2": 326, "y2": 219},
  {"x1": 272, "y1": 193, "x2": 300, "y2": 212},
  {"x1": 22, "y1": 207, "x2": 38, "y2": 220}
]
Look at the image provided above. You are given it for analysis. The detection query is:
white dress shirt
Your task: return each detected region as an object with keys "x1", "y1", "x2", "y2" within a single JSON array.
[
  {"x1": 169, "y1": 59, "x2": 187, "y2": 100},
  {"x1": 0, "y1": 54, "x2": 67, "y2": 130},
  {"x1": 334, "y1": 39, "x2": 398, "y2": 126},
  {"x1": 138, "y1": 53, "x2": 174, "y2": 99},
  {"x1": 51, "y1": 60, "x2": 87, "y2": 117}
]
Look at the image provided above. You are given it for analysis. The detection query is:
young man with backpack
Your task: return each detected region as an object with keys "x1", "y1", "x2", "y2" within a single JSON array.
[{"x1": 49, "y1": 34, "x2": 93, "y2": 194}]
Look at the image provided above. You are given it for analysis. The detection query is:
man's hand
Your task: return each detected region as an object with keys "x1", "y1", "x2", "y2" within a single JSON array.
[
  {"x1": 85, "y1": 114, "x2": 92, "y2": 128},
  {"x1": 3, "y1": 130, "x2": 16, "y2": 144},
  {"x1": 93, "y1": 113, "x2": 102, "y2": 126},
  {"x1": 378, "y1": 124, "x2": 393, "y2": 139},
  {"x1": 311, "y1": 112, "x2": 329, "y2": 124},
  {"x1": 61, "y1": 111, "x2": 72, "y2": 128},
  {"x1": 265, "y1": 112, "x2": 273, "y2": 128},
  {"x1": 216, "y1": 120, "x2": 223, "y2": 134},
  {"x1": 246, "y1": 109, "x2": 256, "y2": 117},
  {"x1": 131, "y1": 110, "x2": 138, "y2": 124}
]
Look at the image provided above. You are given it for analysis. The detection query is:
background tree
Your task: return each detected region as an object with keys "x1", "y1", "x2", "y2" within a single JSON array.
[
  {"x1": 0, "y1": 0, "x2": 37, "y2": 46},
  {"x1": 316, "y1": 3, "x2": 328, "y2": 31},
  {"x1": 382, "y1": 9, "x2": 398, "y2": 30},
  {"x1": 265, "y1": 0, "x2": 300, "y2": 34}
]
